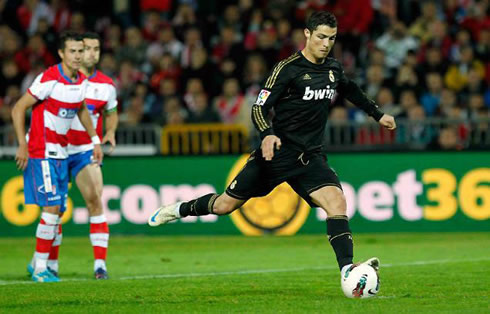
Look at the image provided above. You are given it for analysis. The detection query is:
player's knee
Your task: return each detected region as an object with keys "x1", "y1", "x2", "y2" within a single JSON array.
[{"x1": 85, "y1": 191, "x2": 102, "y2": 212}]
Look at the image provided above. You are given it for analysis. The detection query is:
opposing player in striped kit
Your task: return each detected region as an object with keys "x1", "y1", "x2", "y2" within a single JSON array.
[
  {"x1": 11, "y1": 32, "x2": 103, "y2": 283},
  {"x1": 61, "y1": 32, "x2": 118, "y2": 280}
]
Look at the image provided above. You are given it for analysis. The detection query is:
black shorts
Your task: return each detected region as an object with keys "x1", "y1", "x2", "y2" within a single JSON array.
[{"x1": 225, "y1": 147, "x2": 342, "y2": 207}]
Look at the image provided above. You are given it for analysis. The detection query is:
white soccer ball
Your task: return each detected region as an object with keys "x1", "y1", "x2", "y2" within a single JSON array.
[{"x1": 341, "y1": 264, "x2": 380, "y2": 298}]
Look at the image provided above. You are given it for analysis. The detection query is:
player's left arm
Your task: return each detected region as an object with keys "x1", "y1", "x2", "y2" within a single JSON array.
[
  {"x1": 102, "y1": 85, "x2": 118, "y2": 154},
  {"x1": 78, "y1": 102, "x2": 104, "y2": 163},
  {"x1": 337, "y1": 70, "x2": 396, "y2": 130},
  {"x1": 102, "y1": 110, "x2": 118, "y2": 153}
]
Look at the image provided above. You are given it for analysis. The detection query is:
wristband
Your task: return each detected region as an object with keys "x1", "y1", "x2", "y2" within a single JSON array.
[{"x1": 91, "y1": 135, "x2": 101, "y2": 145}]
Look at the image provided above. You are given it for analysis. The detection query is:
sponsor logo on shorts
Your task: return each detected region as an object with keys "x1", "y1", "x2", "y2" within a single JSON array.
[
  {"x1": 230, "y1": 180, "x2": 237, "y2": 190},
  {"x1": 255, "y1": 89, "x2": 271, "y2": 106}
]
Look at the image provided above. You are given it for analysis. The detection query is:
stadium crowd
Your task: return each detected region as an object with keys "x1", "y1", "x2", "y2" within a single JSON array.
[{"x1": 0, "y1": 0, "x2": 489, "y2": 150}]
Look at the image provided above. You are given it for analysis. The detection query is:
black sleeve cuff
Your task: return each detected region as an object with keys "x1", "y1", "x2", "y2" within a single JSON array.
[
  {"x1": 259, "y1": 128, "x2": 274, "y2": 139},
  {"x1": 370, "y1": 108, "x2": 384, "y2": 121}
]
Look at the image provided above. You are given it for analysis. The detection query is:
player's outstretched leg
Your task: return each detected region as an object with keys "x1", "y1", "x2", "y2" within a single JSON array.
[
  {"x1": 148, "y1": 193, "x2": 220, "y2": 226},
  {"x1": 149, "y1": 193, "x2": 245, "y2": 226}
]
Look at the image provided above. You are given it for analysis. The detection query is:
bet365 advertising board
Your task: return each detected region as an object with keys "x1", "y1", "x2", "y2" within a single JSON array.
[{"x1": 0, "y1": 152, "x2": 488, "y2": 236}]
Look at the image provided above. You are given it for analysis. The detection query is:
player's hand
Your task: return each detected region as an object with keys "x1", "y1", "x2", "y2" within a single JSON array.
[
  {"x1": 93, "y1": 144, "x2": 104, "y2": 165},
  {"x1": 261, "y1": 135, "x2": 281, "y2": 161},
  {"x1": 102, "y1": 131, "x2": 116, "y2": 154},
  {"x1": 15, "y1": 143, "x2": 28, "y2": 170},
  {"x1": 379, "y1": 114, "x2": 396, "y2": 130}
]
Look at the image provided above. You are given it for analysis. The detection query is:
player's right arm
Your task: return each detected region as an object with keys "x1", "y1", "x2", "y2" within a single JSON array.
[
  {"x1": 11, "y1": 93, "x2": 38, "y2": 170},
  {"x1": 251, "y1": 56, "x2": 295, "y2": 160}
]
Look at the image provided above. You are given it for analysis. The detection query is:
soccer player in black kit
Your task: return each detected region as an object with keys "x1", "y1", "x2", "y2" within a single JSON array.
[{"x1": 148, "y1": 11, "x2": 396, "y2": 291}]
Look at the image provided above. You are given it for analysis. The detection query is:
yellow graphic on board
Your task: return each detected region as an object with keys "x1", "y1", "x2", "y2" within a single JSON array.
[{"x1": 227, "y1": 155, "x2": 310, "y2": 235}]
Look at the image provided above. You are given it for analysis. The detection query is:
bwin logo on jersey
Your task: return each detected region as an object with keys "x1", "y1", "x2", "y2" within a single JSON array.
[{"x1": 302, "y1": 86, "x2": 335, "y2": 100}]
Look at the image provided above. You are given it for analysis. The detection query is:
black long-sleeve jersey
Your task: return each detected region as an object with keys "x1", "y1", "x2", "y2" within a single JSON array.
[{"x1": 251, "y1": 51, "x2": 384, "y2": 152}]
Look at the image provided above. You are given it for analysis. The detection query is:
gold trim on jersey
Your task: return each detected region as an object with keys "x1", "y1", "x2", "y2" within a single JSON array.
[
  {"x1": 265, "y1": 53, "x2": 300, "y2": 89},
  {"x1": 252, "y1": 106, "x2": 269, "y2": 131}
]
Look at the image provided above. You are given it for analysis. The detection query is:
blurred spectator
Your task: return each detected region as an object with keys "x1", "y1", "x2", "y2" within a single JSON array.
[
  {"x1": 474, "y1": 28, "x2": 489, "y2": 63},
  {"x1": 213, "y1": 78, "x2": 247, "y2": 125},
  {"x1": 417, "y1": 20, "x2": 452, "y2": 62},
  {"x1": 254, "y1": 24, "x2": 279, "y2": 69},
  {"x1": 211, "y1": 26, "x2": 245, "y2": 67},
  {"x1": 149, "y1": 53, "x2": 181, "y2": 92},
  {"x1": 449, "y1": 29, "x2": 472, "y2": 62},
  {"x1": 16, "y1": 0, "x2": 52, "y2": 35},
  {"x1": 460, "y1": 0, "x2": 490, "y2": 41},
  {"x1": 36, "y1": 17, "x2": 58, "y2": 55},
  {"x1": 20, "y1": 60, "x2": 44, "y2": 93},
  {"x1": 70, "y1": 12, "x2": 86, "y2": 33},
  {"x1": 103, "y1": 24, "x2": 122, "y2": 53},
  {"x1": 51, "y1": 0, "x2": 71, "y2": 33},
  {"x1": 376, "y1": 87, "x2": 401, "y2": 116},
  {"x1": 420, "y1": 72, "x2": 444, "y2": 116},
  {"x1": 445, "y1": 45, "x2": 485, "y2": 92},
  {"x1": 219, "y1": 5, "x2": 243, "y2": 36},
  {"x1": 99, "y1": 53, "x2": 117, "y2": 78},
  {"x1": 327, "y1": 106, "x2": 355, "y2": 145},
  {"x1": 14, "y1": 34, "x2": 55, "y2": 74},
  {"x1": 376, "y1": 20, "x2": 418, "y2": 74},
  {"x1": 243, "y1": 8, "x2": 263, "y2": 51},
  {"x1": 147, "y1": 26, "x2": 184, "y2": 62},
  {"x1": 393, "y1": 63, "x2": 420, "y2": 100},
  {"x1": 469, "y1": 108, "x2": 490, "y2": 149},
  {"x1": 397, "y1": 105, "x2": 436, "y2": 148},
  {"x1": 141, "y1": 10, "x2": 163, "y2": 42},
  {"x1": 325, "y1": 0, "x2": 373, "y2": 58},
  {"x1": 432, "y1": 127, "x2": 463, "y2": 150},
  {"x1": 151, "y1": 78, "x2": 178, "y2": 117},
  {"x1": 183, "y1": 78, "x2": 205, "y2": 113},
  {"x1": 439, "y1": 89, "x2": 459, "y2": 118},
  {"x1": 186, "y1": 92, "x2": 221, "y2": 124},
  {"x1": 415, "y1": 45, "x2": 448, "y2": 81},
  {"x1": 116, "y1": 60, "x2": 145, "y2": 107},
  {"x1": 158, "y1": 96, "x2": 187, "y2": 126},
  {"x1": 172, "y1": 3, "x2": 198, "y2": 38},
  {"x1": 180, "y1": 48, "x2": 216, "y2": 97},
  {"x1": 397, "y1": 89, "x2": 420, "y2": 118},
  {"x1": 180, "y1": 27, "x2": 203, "y2": 68},
  {"x1": 242, "y1": 54, "x2": 268, "y2": 96},
  {"x1": 119, "y1": 94, "x2": 149, "y2": 126},
  {"x1": 133, "y1": 82, "x2": 156, "y2": 115},
  {"x1": 364, "y1": 64, "x2": 386, "y2": 99},
  {"x1": 0, "y1": 60, "x2": 23, "y2": 96},
  {"x1": 0, "y1": 85, "x2": 21, "y2": 128},
  {"x1": 408, "y1": 1, "x2": 439, "y2": 44},
  {"x1": 468, "y1": 93, "x2": 486, "y2": 119},
  {"x1": 116, "y1": 27, "x2": 148, "y2": 66}
]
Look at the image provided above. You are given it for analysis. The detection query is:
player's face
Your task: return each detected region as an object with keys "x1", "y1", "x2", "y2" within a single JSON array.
[
  {"x1": 305, "y1": 25, "x2": 337, "y2": 61},
  {"x1": 83, "y1": 38, "x2": 101, "y2": 68},
  {"x1": 59, "y1": 40, "x2": 84, "y2": 72}
]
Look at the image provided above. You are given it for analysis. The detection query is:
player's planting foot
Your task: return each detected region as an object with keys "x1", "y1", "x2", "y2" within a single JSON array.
[
  {"x1": 27, "y1": 264, "x2": 59, "y2": 279},
  {"x1": 148, "y1": 202, "x2": 182, "y2": 226},
  {"x1": 94, "y1": 267, "x2": 109, "y2": 280},
  {"x1": 32, "y1": 269, "x2": 60, "y2": 283}
]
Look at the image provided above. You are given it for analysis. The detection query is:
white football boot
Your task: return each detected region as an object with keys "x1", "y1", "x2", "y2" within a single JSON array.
[{"x1": 148, "y1": 202, "x2": 183, "y2": 226}]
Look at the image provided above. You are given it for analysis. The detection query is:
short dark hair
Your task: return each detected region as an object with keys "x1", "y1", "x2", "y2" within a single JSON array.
[
  {"x1": 82, "y1": 32, "x2": 101, "y2": 44},
  {"x1": 306, "y1": 11, "x2": 337, "y2": 31},
  {"x1": 58, "y1": 31, "x2": 83, "y2": 50}
]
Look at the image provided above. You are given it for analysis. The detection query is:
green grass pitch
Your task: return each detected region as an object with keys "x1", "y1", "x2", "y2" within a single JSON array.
[{"x1": 0, "y1": 233, "x2": 488, "y2": 313}]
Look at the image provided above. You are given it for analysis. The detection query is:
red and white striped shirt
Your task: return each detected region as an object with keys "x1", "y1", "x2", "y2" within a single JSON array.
[
  {"x1": 27, "y1": 64, "x2": 87, "y2": 159},
  {"x1": 67, "y1": 70, "x2": 117, "y2": 154}
]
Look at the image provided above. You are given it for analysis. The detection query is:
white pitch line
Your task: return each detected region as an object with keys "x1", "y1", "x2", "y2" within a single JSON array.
[{"x1": 1, "y1": 257, "x2": 489, "y2": 286}]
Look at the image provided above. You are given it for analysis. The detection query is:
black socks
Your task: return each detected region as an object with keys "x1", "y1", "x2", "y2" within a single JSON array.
[
  {"x1": 179, "y1": 194, "x2": 219, "y2": 217},
  {"x1": 326, "y1": 215, "x2": 354, "y2": 270}
]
